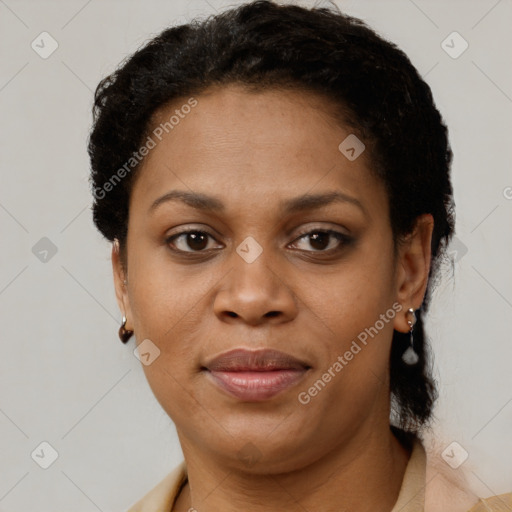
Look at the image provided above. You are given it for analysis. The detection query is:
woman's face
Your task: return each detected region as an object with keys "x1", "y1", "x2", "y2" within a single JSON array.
[{"x1": 113, "y1": 84, "x2": 431, "y2": 472}]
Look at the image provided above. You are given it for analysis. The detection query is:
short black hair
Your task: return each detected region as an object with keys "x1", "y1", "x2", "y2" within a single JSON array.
[{"x1": 88, "y1": 0, "x2": 454, "y2": 434}]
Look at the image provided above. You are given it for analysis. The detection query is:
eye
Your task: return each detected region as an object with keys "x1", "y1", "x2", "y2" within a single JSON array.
[
  {"x1": 166, "y1": 230, "x2": 222, "y2": 253},
  {"x1": 290, "y1": 229, "x2": 352, "y2": 253}
]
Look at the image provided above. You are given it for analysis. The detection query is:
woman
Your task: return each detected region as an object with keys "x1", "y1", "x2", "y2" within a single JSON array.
[{"x1": 88, "y1": 1, "x2": 511, "y2": 510}]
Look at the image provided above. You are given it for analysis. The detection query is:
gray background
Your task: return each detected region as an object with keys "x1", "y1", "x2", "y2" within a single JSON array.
[{"x1": 1, "y1": 0, "x2": 511, "y2": 509}]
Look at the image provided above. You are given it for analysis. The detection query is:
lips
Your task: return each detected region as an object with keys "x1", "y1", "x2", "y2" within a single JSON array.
[
  {"x1": 203, "y1": 348, "x2": 311, "y2": 401},
  {"x1": 205, "y1": 348, "x2": 310, "y2": 372}
]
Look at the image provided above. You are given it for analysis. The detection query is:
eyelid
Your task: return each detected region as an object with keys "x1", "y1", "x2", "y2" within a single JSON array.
[
  {"x1": 292, "y1": 223, "x2": 351, "y2": 238},
  {"x1": 166, "y1": 224, "x2": 220, "y2": 239}
]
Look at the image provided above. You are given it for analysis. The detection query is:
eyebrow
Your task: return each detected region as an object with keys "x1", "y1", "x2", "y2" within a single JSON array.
[{"x1": 149, "y1": 190, "x2": 366, "y2": 216}]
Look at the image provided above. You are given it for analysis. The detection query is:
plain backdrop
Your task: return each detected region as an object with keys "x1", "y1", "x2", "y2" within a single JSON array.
[{"x1": 1, "y1": 0, "x2": 511, "y2": 510}]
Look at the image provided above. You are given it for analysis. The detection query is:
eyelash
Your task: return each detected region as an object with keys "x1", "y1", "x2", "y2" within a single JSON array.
[{"x1": 165, "y1": 228, "x2": 352, "y2": 256}]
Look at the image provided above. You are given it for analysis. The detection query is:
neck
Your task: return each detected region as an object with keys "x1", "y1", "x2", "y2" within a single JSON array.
[{"x1": 174, "y1": 426, "x2": 412, "y2": 512}]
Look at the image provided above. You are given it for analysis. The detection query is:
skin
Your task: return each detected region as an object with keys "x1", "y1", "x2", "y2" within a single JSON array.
[{"x1": 112, "y1": 84, "x2": 434, "y2": 512}]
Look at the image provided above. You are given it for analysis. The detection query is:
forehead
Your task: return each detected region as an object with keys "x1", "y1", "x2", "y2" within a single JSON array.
[{"x1": 130, "y1": 84, "x2": 385, "y2": 217}]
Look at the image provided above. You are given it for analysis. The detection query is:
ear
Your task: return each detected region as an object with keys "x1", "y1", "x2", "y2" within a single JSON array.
[
  {"x1": 393, "y1": 214, "x2": 434, "y2": 333},
  {"x1": 112, "y1": 240, "x2": 133, "y2": 331}
]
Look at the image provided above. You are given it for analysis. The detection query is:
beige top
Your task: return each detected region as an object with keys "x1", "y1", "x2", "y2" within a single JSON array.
[{"x1": 127, "y1": 439, "x2": 512, "y2": 512}]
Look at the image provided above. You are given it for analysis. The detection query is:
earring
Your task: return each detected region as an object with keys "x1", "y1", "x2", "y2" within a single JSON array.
[
  {"x1": 402, "y1": 307, "x2": 419, "y2": 365},
  {"x1": 118, "y1": 315, "x2": 133, "y2": 343}
]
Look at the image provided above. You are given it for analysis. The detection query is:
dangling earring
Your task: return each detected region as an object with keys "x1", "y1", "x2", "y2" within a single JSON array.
[
  {"x1": 118, "y1": 275, "x2": 132, "y2": 343},
  {"x1": 402, "y1": 307, "x2": 419, "y2": 365},
  {"x1": 118, "y1": 315, "x2": 133, "y2": 343}
]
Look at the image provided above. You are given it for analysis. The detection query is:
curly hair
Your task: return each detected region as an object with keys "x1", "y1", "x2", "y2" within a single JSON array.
[{"x1": 88, "y1": 0, "x2": 454, "y2": 433}]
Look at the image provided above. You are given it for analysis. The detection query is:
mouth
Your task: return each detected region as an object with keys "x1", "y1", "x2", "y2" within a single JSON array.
[{"x1": 202, "y1": 348, "x2": 311, "y2": 402}]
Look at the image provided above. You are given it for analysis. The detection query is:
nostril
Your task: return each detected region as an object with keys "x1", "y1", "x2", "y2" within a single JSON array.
[{"x1": 265, "y1": 311, "x2": 280, "y2": 318}]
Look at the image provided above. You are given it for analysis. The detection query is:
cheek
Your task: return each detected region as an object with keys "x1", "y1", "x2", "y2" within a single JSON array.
[
  {"x1": 125, "y1": 247, "x2": 225, "y2": 396},
  {"x1": 127, "y1": 244, "x2": 212, "y2": 339},
  {"x1": 311, "y1": 233, "x2": 398, "y2": 377},
  {"x1": 127, "y1": 263, "x2": 209, "y2": 419},
  {"x1": 320, "y1": 233, "x2": 396, "y2": 326},
  {"x1": 140, "y1": 360, "x2": 210, "y2": 435}
]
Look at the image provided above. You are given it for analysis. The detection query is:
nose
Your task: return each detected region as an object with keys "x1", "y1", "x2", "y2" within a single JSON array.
[{"x1": 213, "y1": 246, "x2": 298, "y2": 326}]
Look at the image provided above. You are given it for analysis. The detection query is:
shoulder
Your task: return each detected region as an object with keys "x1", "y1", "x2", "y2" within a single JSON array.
[
  {"x1": 126, "y1": 460, "x2": 187, "y2": 512},
  {"x1": 422, "y1": 438, "x2": 511, "y2": 512},
  {"x1": 466, "y1": 494, "x2": 512, "y2": 512}
]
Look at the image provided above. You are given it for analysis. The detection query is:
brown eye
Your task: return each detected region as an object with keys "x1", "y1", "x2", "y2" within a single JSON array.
[
  {"x1": 167, "y1": 230, "x2": 220, "y2": 253},
  {"x1": 308, "y1": 232, "x2": 330, "y2": 251},
  {"x1": 291, "y1": 230, "x2": 351, "y2": 253}
]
